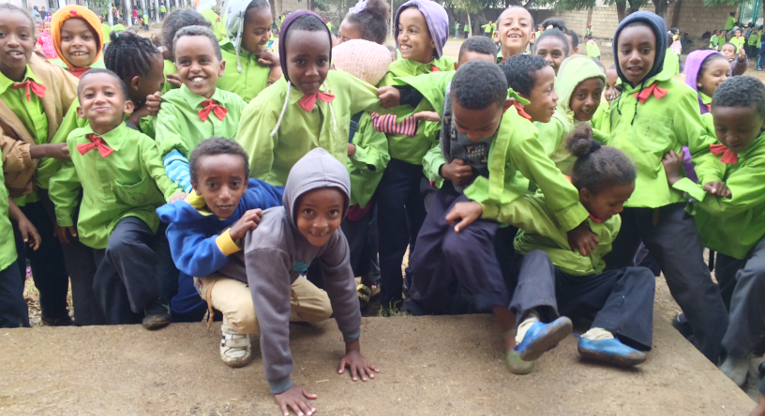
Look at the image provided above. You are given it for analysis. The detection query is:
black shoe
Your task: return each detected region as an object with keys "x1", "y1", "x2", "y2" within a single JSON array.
[
  {"x1": 42, "y1": 315, "x2": 75, "y2": 326},
  {"x1": 143, "y1": 302, "x2": 171, "y2": 330},
  {"x1": 671, "y1": 313, "x2": 694, "y2": 338},
  {"x1": 759, "y1": 362, "x2": 765, "y2": 378}
]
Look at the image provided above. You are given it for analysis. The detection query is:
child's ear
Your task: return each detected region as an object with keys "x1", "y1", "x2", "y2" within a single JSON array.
[
  {"x1": 502, "y1": 98, "x2": 516, "y2": 113},
  {"x1": 76, "y1": 106, "x2": 84, "y2": 119},
  {"x1": 580, "y1": 188, "x2": 593, "y2": 204},
  {"x1": 130, "y1": 75, "x2": 141, "y2": 92},
  {"x1": 123, "y1": 99, "x2": 135, "y2": 115},
  {"x1": 530, "y1": 31, "x2": 537, "y2": 43},
  {"x1": 218, "y1": 59, "x2": 226, "y2": 78}
]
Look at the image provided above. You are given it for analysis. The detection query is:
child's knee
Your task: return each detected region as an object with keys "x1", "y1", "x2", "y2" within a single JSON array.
[{"x1": 224, "y1": 302, "x2": 259, "y2": 334}]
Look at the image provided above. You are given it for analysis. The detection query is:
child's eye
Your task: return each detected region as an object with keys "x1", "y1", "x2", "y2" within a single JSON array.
[
  {"x1": 231, "y1": 181, "x2": 240, "y2": 187},
  {"x1": 207, "y1": 182, "x2": 217, "y2": 189},
  {"x1": 302, "y1": 209, "x2": 313, "y2": 215},
  {"x1": 295, "y1": 59, "x2": 305, "y2": 65},
  {"x1": 329, "y1": 209, "x2": 339, "y2": 216},
  {"x1": 317, "y1": 58, "x2": 328, "y2": 65}
]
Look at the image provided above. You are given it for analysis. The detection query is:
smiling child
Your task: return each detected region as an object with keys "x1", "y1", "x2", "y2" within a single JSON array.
[
  {"x1": 51, "y1": 5, "x2": 105, "y2": 78},
  {"x1": 532, "y1": 28, "x2": 569, "y2": 74},
  {"x1": 495, "y1": 6, "x2": 535, "y2": 62}
]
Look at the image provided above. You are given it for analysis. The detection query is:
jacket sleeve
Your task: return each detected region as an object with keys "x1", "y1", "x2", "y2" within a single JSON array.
[
  {"x1": 349, "y1": 114, "x2": 390, "y2": 177},
  {"x1": 166, "y1": 219, "x2": 237, "y2": 277},
  {"x1": 242, "y1": 178, "x2": 285, "y2": 209},
  {"x1": 317, "y1": 232, "x2": 362, "y2": 342},
  {"x1": 0, "y1": 132, "x2": 32, "y2": 174},
  {"x1": 143, "y1": 139, "x2": 184, "y2": 200},
  {"x1": 343, "y1": 72, "x2": 385, "y2": 116},
  {"x1": 683, "y1": 160, "x2": 765, "y2": 217},
  {"x1": 675, "y1": 90, "x2": 723, "y2": 184},
  {"x1": 48, "y1": 160, "x2": 81, "y2": 228},
  {"x1": 237, "y1": 100, "x2": 278, "y2": 182},
  {"x1": 154, "y1": 103, "x2": 190, "y2": 158}
]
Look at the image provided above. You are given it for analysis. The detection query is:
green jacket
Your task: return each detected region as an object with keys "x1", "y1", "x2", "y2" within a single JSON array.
[
  {"x1": 602, "y1": 71, "x2": 718, "y2": 208},
  {"x1": 112, "y1": 23, "x2": 126, "y2": 32},
  {"x1": 672, "y1": 132, "x2": 765, "y2": 260},
  {"x1": 749, "y1": 32, "x2": 760, "y2": 46},
  {"x1": 0, "y1": 158, "x2": 16, "y2": 270},
  {"x1": 160, "y1": 59, "x2": 178, "y2": 95},
  {"x1": 347, "y1": 112, "x2": 390, "y2": 208},
  {"x1": 725, "y1": 16, "x2": 735, "y2": 31},
  {"x1": 49, "y1": 123, "x2": 182, "y2": 249},
  {"x1": 513, "y1": 192, "x2": 621, "y2": 276},
  {"x1": 709, "y1": 34, "x2": 719, "y2": 49},
  {"x1": 585, "y1": 40, "x2": 601, "y2": 58},
  {"x1": 661, "y1": 48, "x2": 680, "y2": 78},
  {"x1": 237, "y1": 70, "x2": 383, "y2": 186},
  {"x1": 731, "y1": 36, "x2": 746, "y2": 51},
  {"x1": 378, "y1": 56, "x2": 456, "y2": 165},
  {"x1": 217, "y1": 40, "x2": 271, "y2": 103},
  {"x1": 155, "y1": 85, "x2": 247, "y2": 158},
  {"x1": 200, "y1": 8, "x2": 224, "y2": 41},
  {"x1": 590, "y1": 101, "x2": 610, "y2": 135}
]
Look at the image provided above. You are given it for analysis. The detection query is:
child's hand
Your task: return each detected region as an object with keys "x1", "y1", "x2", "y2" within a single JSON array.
[
  {"x1": 166, "y1": 73, "x2": 182, "y2": 88},
  {"x1": 144, "y1": 92, "x2": 162, "y2": 116},
  {"x1": 414, "y1": 111, "x2": 440, "y2": 122},
  {"x1": 347, "y1": 143, "x2": 356, "y2": 157},
  {"x1": 440, "y1": 159, "x2": 473, "y2": 185},
  {"x1": 567, "y1": 224, "x2": 599, "y2": 256},
  {"x1": 740, "y1": 45, "x2": 747, "y2": 59},
  {"x1": 169, "y1": 192, "x2": 187, "y2": 203},
  {"x1": 445, "y1": 201, "x2": 483, "y2": 232},
  {"x1": 338, "y1": 350, "x2": 379, "y2": 381},
  {"x1": 268, "y1": 66, "x2": 284, "y2": 85},
  {"x1": 703, "y1": 181, "x2": 732, "y2": 198},
  {"x1": 229, "y1": 209, "x2": 263, "y2": 241},
  {"x1": 274, "y1": 385, "x2": 317, "y2": 416},
  {"x1": 17, "y1": 217, "x2": 41, "y2": 251},
  {"x1": 257, "y1": 48, "x2": 278, "y2": 66},
  {"x1": 661, "y1": 150, "x2": 685, "y2": 185},
  {"x1": 54, "y1": 224, "x2": 77, "y2": 245},
  {"x1": 377, "y1": 86, "x2": 400, "y2": 108}
]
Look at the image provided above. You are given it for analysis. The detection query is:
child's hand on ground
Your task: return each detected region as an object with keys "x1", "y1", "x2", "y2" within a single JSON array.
[
  {"x1": 54, "y1": 225, "x2": 77, "y2": 245},
  {"x1": 17, "y1": 217, "x2": 41, "y2": 251},
  {"x1": 703, "y1": 181, "x2": 732, "y2": 198},
  {"x1": 257, "y1": 48, "x2": 278, "y2": 66},
  {"x1": 440, "y1": 159, "x2": 473, "y2": 185},
  {"x1": 347, "y1": 143, "x2": 356, "y2": 157},
  {"x1": 168, "y1": 192, "x2": 187, "y2": 203},
  {"x1": 377, "y1": 86, "x2": 400, "y2": 108},
  {"x1": 274, "y1": 385, "x2": 317, "y2": 416},
  {"x1": 338, "y1": 340, "x2": 379, "y2": 382},
  {"x1": 166, "y1": 73, "x2": 182, "y2": 88},
  {"x1": 413, "y1": 111, "x2": 440, "y2": 122},
  {"x1": 661, "y1": 149, "x2": 685, "y2": 185},
  {"x1": 567, "y1": 224, "x2": 599, "y2": 256},
  {"x1": 143, "y1": 92, "x2": 162, "y2": 116},
  {"x1": 445, "y1": 201, "x2": 483, "y2": 232},
  {"x1": 229, "y1": 209, "x2": 263, "y2": 241}
]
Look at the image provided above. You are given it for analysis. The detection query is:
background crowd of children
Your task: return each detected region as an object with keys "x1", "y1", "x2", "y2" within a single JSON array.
[{"x1": 2, "y1": 1, "x2": 765, "y2": 415}]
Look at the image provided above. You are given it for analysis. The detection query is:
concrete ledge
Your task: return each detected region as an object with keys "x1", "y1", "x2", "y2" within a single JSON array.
[{"x1": 0, "y1": 315, "x2": 754, "y2": 415}]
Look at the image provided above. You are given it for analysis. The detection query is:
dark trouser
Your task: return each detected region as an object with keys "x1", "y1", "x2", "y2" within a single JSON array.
[
  {"x1": 512, "y1": 250, "x2": 655, "y2": 351},
  {"x1": 11, "y1": 200, "x2": 69, "y2": 320},
  {"x1": 0, "y1": 264, "x2": 29, "y2": 327},
  {"x1": 376, "y1": 159, "x2": 427, "y2": 306},
  {"x1": 170, "y1": 271, "x2": 207, "y2": 322},
  {"x1": 603, "y1": 204, "x2": 727, "y2": 362},
  {"x1": 408, "y1": 188, "x2": 507, "y2": 314},
  {"x1": 341, "y1": 201, "x2": 377, "y2": 279},
  {"x1": 464, "y1": 31, "x2": 469, "y2": 39},
  {"x1": 93, "y1": 217, "x2": 164, "y2": 325},
  {"x1": 761, "y1": 375, "x2": 765, "y2": 396},
  {"x1": 716, "y1": 235, "x2": 765, "y2": 359},
  {"x1": 38, "y1": 189, "x2": 104, "y2": 326}
]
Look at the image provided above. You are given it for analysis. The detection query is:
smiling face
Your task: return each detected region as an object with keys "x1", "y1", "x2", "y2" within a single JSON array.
[
  {"x1": 711, "y1": 105, "x2": 765, "y2": 154},
  {"x1": 580, "y1": 182, "x2": 635, "y2": 222},
  {"x1": 192, "y1": 154, "x2": 247, "y2": 219},
  {"x1": 241, "y1": 5, "x2": 272, "y2": 55},
  {"x1": 721, "y1": 43, "x2": 736, "y2": 60},
  {"x1": 338, "y1": 19, "x2": 362, "y2": 44},
  {"x1": 570, "y1": 77, "x2": 604, "y2": 122},
  {"x1": 0, "y1": 10, "x2": 35, "y2": 82},
  {"x1": 129, "y1": 53, "x2": 165, "y2": 102},
  {"x1": 76, "y1": 72, "x2": 134, "y2": 134},
  {"x1": 397, "y1": 7, "x2": 434, "y2": 64},
  {"x1": 451, "y1": 99, "x2": 507, "y2": 142},
  {"x1": 698, "y1": 56, "x2": 730, "y2": 98},
  {"x1": 604, "y1": 68, "x2": 619, "y2": 104},
  {"x1": 534, "y1": 36, "x2": 567, "y2": 74},
  {"x1": 285, "y1": 29, "x2": 330, "y2": 96},
  {"x1": 295, "y1": 187, "x2": 344, "y2": 247},
  {"x1": 174, "y1": 35, "x2": 225, "y2": 99},
  {"x1": 522, "y1": 66, "x2": 558, "y2": 123},
  {"x1": 497, "y1": 7, "x2": 533, "y2": 58},
  {"x1": 60, "y1": 17, "x2": 98, "y2": 68},
  {"x1": 617, "y1": 24, "x2": 656, "y2": 86}
]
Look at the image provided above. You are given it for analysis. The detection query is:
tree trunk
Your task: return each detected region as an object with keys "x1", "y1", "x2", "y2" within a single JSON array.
[
  {"x1": 670, "y1": 0, "x2": 681, "y2": 28},
  {"x1": 616, "y1": 0, "x2": 627, "y2": 22},
  {"x1": 467, "y1": 11, "x2": 472, "y2": 37},
  {"x1": 652, "y1": 0, "x2": 669, "y2": 20}
]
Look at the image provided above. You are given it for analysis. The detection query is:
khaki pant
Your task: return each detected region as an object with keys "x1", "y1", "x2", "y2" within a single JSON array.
[{"x1": 195, "y1": 275, "x2": 333, "y2": 334}]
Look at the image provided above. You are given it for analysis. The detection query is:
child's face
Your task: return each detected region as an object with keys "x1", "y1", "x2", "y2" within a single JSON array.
[
  {"x1": 192, "y1": 154, "x2": 247, "y2": 219},
  {"x1": 397, "y1": 7, "x2": 435, "y2": 64},
  {"x1": 44, "y1": 20, "x2": 51, "y2": 32},
  {"x1": 522, "y1": 66, "x2": 558, "y2": 123},
  {"x1": 285, "y1": 29, "x2": 330, "y2": 96},
  {"x1": 569, "y1": 77, "x2": 604, "y2": 122},
  {"x1": 0, "y1": 11, "x2": 35, "y2": 82},
  {"x1": 565, "y1": 33, "x2": 578, "y2": 55},
  {"x1": 698, "y1": 57, "x2": 729, "y2": 98},
  {"x1": 295, "y1": 187, "x2": 344, "y2": 247},
  {"x1": 174, "y1": 35, "x2": 225, "y2": 99},
  {"x1": 451, "y1": 99, "x2": 508, "y2": 142},
  {"x1": 617, "y1": 24, "x2": 656, "y2": 85},
  {"x1": 60, "y1": 17, "x2": 99, "y2": 68},
  {"x1": 76, "y1": 72, "x2": 134, "y2": 133},
  {"x1": 736, "y1": 30, "x2": 742, "y2": 37},
  {"x1": 497, "y1": 7, "x2": 533, "y2": 57},
  {"x1": 338, "y1": 19, "x2": 361, "y2": 44},
  {"x1": 711, "y1": 105, "x2": 765, "y2": 154},
  {"x1": 580, "y1": 182, "x2": 634, "y2": 222},
  {"x1": 721, "y1": 44, "x2": 736, "y2": 60},
  {"x1": 242, "y1": 5, "x2": 272, "y2": 55},
  {"x1": 389, "y1": 47, "x2": 397, "y2": 62},
  {"x1": 604, "y1": 68, "x2": 619, "y2": 104},
  {"x1": 534, "y1": 36, "x2": 567, "y2": 74},
  {"x1": 130, "y1": 53, "x2": 165, "y2": 102},
  {"x1": 456, "y1": 50, "x2": 495, "y2": 68}
]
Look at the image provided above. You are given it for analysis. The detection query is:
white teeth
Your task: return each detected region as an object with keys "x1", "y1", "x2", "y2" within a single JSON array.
[{"x1": 191, "y1": 77, "x2": 205, "y2": 82}]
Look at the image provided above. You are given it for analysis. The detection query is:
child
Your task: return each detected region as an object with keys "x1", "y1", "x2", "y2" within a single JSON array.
[
  {"x1": 338, "y1": 0, "x2": 390, "y2": 44},
  {"x1": 242, "y1": 148, "x2": 377, "y2": 416},
  {"x1": 112, "y1": 19, "x2": 126, "y2": 32},
  {"x1": 48, "y1": 69, "x2": 183, "y2": 327},
  {"x1": 51, "y1": 6, "x2": 106, "y2": 78},
  {"x1": 748, "y1": 26, "x2": 760, "y2": 57},
  {"x1": 495, "y1": 6, "x2": 535, "y2": 63},
  {"x1": 591, "y1": 64, "x2": 618, "y2": 134},
  {"x1": 143, "y1": 11, "x2": 149, "y2": 31},
  {"x1": 37, "y1": 17, "x2": 57, "y2": 59},
  {"x1": 1, "y1": 4, "x2": 80, "y2": 326},
  {"x1": 585, "y1": 33, "x2": 601, "y2": 59},
  {"x1": 709, "y1": 29, "x2": 721, "y2": 50},
  {"x1": 157, "y1": 137, "x2": 335, "y2": 367},
  {"x1": 721, "y1": 42, "x2": 748, "y2": 76},
  {"x1": 663, "y1": 76, "x2": 765, "y2": 387},
  {"x1": 217, "y1": 0, "x2": 281, "y2": 103},
  {"x1": 100, "y1": 16, "x2": 112, "y2": 40},
  {"x1": 601, "y1": 11, "x2": 728, "y2": 363},
  {"x1": 511, "y1": 127, "x2": 654, "y2": 371},
  {"x1": 159, "y1": 9, "x2": 211, "y2": 93},
  {"x1": 564, "y1": 28, "x2": 580, "y2": 55},
  {"x1": 670, "y1": 27, "x2": 682, "y2": 55},
  {"x1": 532, "y1": 28, "x2": 569, "y2": 74},
  {"x1": 662, "y1": 32, "x2": 681, "y2": 77},
  {"x1": 155, "y1": 25, "x2": 247, "y2": 193},
  {"x1": 731, "y1": 28, "x2": 746, "y2": 53}
]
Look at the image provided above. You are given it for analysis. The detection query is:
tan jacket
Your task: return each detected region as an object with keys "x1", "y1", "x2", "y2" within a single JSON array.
[{"x1": 0, "y1": 54, "x2": 78, "y2": 198}]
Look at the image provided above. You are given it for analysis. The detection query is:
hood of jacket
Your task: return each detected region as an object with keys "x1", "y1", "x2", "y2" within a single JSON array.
[
  {"x1": 613, "y1": 11, "x2": 667, "y2": 88},
  {"x1": 554, "y1": 57, "x2": 606, "y2": 125},
  {"x1": 684, "y1": 49, "x2": 723, "y2": 114}
]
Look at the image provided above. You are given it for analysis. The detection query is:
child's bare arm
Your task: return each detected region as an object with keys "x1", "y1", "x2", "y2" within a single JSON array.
[{"x1": 8, "y1": 198, "x2": 40, "y2": 250}]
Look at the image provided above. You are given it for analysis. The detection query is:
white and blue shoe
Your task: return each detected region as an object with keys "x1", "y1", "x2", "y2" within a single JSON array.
[
  {"x1": 514, "y1": 317, "x2": 573, "y2": 361},
  {"x1": 577, "y1": 337, "x2": 647, "y2": 366}
]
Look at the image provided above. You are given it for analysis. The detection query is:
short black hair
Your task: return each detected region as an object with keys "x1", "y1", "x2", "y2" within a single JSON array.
[
  {"x1": 78, "y1": 68, "x2": 129, "y2": 101},
  {"x1": 458, "y1": 36, "x2": 498, "y2": 63},
  {"x1": 566, "y1": 28, "x2": 579, "y2": 49},
  {"x1": 541, "y1": 18, "x2": 566, "y2": 31},
  {"x1": 343, "y1": 0, "x2": 390, "y2": 44},
  {"x1": 103, "y1": 31, "x2": 161, "y2": 86},
  {"x1": 173, "y1": 25, "x2": 222, "y2": 60},
  {"x1": 189, "y1": 137, "x2": 250, "y2": 184},
  {"x1": 0, "y1": 4, "x2": 35, "y2": 35},
  {"x1": 451, "y1": 61, "x2": 507, "y2": 110},
  {"x1": 498, "y1": 6, "x2": 534, "y2": 28},
  {"x1": 287, "y1": 14, "x2": 326, "y2": 43},
  {"x1": 533, "y1": 28, "x2": 570, "y2": 56},
  {"x1": 500, "y1": 54, "x2": 549, "y2": 97},
  {"x1": 567, "y1": 124, "x2": 636, "y2": 194},
  {"x1": 699, "y1": 52, "x2": 727, "y2": 76},
  {"x1": 161, "y1": 9, "x2": 210, "y2": 51},
  {"x1": 712, "y1": 76, "x2": 765, "y2": 118}
]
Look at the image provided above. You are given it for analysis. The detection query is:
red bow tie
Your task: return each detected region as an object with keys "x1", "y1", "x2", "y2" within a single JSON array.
[
  {"x1": 589, "y1": 214, "x2": 604, "y2": 223},
  {"x1": 514, "y1": 103, "x2": 532, "y2": 120},
  {"x1": 298, "y1": 91, "x2": 335, "y2": 112},
  {"x1": 198, "y1": 99, "x2": 228, "y2": 122},
  {"x1": 77, "y1": 134, "x2": 114, "y2": 158},
  {"x1": 68, "y1": 67, "x2": 89, "y2": 79},
  {"x1": 633, "y1": 82, "x2": 668, "y2": 104},
  {"x1": 710, "y1": 143, "x2": 738, "y2": 164},
  {"x1": 11, "y1": 79, "x2": 46, "y2": 102},
  {"x1": 430, "y1": 64, "x2": 440, "y2": 72}
]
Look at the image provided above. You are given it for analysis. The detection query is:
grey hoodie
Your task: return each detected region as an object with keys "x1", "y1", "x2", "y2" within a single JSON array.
[{"x1": 242, "y1": 148, "x2": 361, "y2": 395}]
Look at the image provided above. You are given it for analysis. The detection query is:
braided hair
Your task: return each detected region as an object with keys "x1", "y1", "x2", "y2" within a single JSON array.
[
  {"x1": 567, "y1": 124, "x2": 635, "y2": 194},
  {"x1": 103, "y1": 31, "x2": 160, "y2": 85}
]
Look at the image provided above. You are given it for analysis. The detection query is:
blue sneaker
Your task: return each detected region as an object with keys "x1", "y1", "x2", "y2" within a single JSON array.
[
  {"x1": 514, "y1": 317, "x2": 573, "y2": 361},
  {"x1": 577, "y1": 337, "x2": 647, "y2": 366}
]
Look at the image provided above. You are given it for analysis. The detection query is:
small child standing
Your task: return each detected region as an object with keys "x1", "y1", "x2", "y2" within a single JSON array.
[
  {"x1": 585, "y1": 34, "x2": 601, "y2": 60},
  {"x1": 51, "y1": 6, "x2": 106, "y2": 78},
  {"x1": 337, "y1": 0, "x2": 389, "y2": 44},
  {"x1": 49, "y1": 69, "x2": 184, "y2": 327},
  {"x1": 709, "y1": 29, "x2": 721, "y2": 50},
  {"x1": 36, "y1": 18, "x2": 57, "y2": 59},
  {"x1": 721, "y1": 42, "x2": 749, "y2": 76}
]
